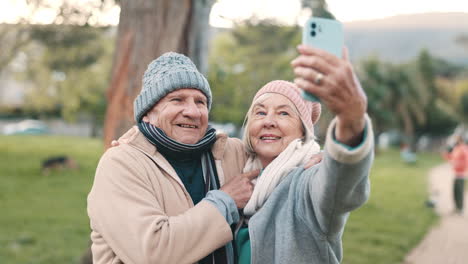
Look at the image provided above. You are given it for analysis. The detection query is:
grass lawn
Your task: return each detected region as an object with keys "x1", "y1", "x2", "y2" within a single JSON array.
[
  {"x1": 342, "y1": 149, "x2": 441, "y2": 264},
  {"x1": 0, "y1": 135, "x2": 441, "y2": 264},
  {"x1": 0, "y1": 135, "x2": 103, "y2": 264}
]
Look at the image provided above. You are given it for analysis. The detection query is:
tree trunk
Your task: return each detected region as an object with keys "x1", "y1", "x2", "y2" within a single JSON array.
[
  {"x1": 82, "y1": 2, "x2": 215, "y2": 263},
  {"x1": 188, "y1": 0, "x2": 214, "y2": 74},
  {"x1": 102, "y1": 0, "x2": 214, "y2": 149}
]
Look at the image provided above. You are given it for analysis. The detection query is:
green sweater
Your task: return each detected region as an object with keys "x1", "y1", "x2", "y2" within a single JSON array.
[
  {"x1": 236, "y1": 227, "x2": 251, "y2": 264},
  {"x1": 166, "y1": 157, "x2": 205, "y2": 204}
]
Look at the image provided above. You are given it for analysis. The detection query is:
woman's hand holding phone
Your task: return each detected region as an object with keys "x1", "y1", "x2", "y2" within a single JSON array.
[
  {"x1": 292, "y1": 44, "x2": 367, "y2": 146},
  {"x1": 299, "y1": 17, "x2": 344, "y2": 102}
]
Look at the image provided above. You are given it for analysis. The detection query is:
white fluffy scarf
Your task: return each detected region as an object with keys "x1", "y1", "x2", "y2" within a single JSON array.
[{"x1": 243, "y1": 138, "x2": 321, "y2": 216}]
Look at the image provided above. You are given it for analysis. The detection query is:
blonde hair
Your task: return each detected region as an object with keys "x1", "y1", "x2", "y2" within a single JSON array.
[{"x1": 241, "y1": 93, "x2": 313, "y2": 154}]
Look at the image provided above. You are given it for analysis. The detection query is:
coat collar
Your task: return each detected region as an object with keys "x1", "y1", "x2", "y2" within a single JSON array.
[{"x1": 117, "y1": 126, "x2": 230, "y2": 186}]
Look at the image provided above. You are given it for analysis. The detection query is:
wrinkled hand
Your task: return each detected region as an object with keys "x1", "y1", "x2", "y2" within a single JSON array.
[
  {"x1": 291, "y1": 45, "x2": 367, "y2": 146},
  {"x1": 304, "y1": 152, "x2": 323, "y2": 169},
  {"x1": 220, "y1": 170, "x2": 259, "y2": 209}
]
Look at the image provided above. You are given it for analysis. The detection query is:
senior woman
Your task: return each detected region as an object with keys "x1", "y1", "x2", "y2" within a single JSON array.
[{"x1": 235, "y1": 45, "x2": 374, "y2": 264}]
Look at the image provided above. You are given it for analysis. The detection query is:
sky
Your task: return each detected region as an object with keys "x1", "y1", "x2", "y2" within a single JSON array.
[{"x1": 0, "y1": 0, "x2": 467, "y2": 26}]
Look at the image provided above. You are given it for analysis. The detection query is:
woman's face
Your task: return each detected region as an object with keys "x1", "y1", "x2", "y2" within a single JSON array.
[{"x1": 249, "y1": 94, "x2": 303, "y2": 167}]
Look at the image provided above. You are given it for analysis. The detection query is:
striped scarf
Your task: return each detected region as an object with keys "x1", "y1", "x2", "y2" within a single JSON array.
[{"x1": 138, "y1": 121, "x2": 217, "y2": 157}]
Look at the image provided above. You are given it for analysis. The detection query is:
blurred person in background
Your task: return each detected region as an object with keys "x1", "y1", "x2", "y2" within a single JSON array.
[{"x1": 443, "y1": 134, "x2": 468, "y2": 214}]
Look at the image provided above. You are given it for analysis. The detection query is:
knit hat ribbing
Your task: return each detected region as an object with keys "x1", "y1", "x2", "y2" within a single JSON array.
[
  {"x1": 134, "y1": 52, "x2": 212, "y2": 122},
  {"x1": 253, "y1": 80, "x2": 321, "y2": 131}
]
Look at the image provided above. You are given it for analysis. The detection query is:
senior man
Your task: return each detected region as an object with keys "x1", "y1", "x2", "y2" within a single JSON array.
[{"x1": 87, "y1": 52, "x2": 257, "y2": 264}]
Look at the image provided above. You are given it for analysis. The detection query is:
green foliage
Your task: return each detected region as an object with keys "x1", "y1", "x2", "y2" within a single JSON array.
[
  {"x1": 461, "y1": 92, "x2": 468, "y2": 122},
  {"x1": 208, "y1": 20, "x2": 301, "y2": 125},
  {"x1": 0, "y1": 135, "x2": 102, "y2": 264},
  {"x1": 358, "y1": 51, "x2": 465, "y2": 139},
  {"x1": 417, "y1": 49, "x2": 437, "y2": 98},
  {"x1": 432, "y1": 57, "x2": 466, "y2": 79},
  {"x1": 21, "y1": 25, "x2": 113, "y2": 122},
  {"x1": 359, "y1": 57, "x2": 395, "y2": 134},
  {"x1": 358, "y1": 57, "x2": 429, "y2": 137},
  {"x1": 0, "y1": 24, "x2": 30, "y2": 71},
  {"x1": 433, "y1": 77, "x2": 468, "y2": 128},
  {"x1": 31, "y1": 25, "x2": 105, "y2": 68},
  {"x1": 343, "y1": 149, "x2": 440, "y2": 264},
  {"x1": 418, "y1": 102, "x2": 458, "y2": 136},
  {"x1": 412, "y1": 50, "x2": 467, "y2": 136},
  {"x1": 457, "y1": 81, "x2": 468, "y2": 119}
]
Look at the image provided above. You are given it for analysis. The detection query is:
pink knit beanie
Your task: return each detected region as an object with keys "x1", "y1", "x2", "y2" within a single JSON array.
[{"x1": 253, "y1": 80, "x2": 321, "y2": 130}]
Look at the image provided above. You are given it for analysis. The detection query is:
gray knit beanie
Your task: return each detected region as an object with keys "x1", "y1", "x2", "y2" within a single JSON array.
[{"x1": 134, "y1": 52, "x2": 212, "y2": 122}]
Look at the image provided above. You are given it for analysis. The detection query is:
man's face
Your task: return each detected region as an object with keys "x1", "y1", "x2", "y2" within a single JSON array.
[{"x1": 143, "y1": 89, "x2": 209, "y2": 144}]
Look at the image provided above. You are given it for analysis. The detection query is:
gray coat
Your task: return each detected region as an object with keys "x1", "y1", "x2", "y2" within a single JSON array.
[{"x1": 248, "y1": 116, "x2": 374, "y2": 264}]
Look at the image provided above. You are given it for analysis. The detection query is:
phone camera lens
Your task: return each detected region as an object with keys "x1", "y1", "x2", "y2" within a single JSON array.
[
  {"x1": 311, "y1": 23, "x2": 317, "y2": 29},
  {"x1": 310, "y1": 31, "x2": 316, "y2": 37}
]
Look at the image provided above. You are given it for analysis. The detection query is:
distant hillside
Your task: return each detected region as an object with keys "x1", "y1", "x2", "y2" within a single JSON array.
[{"x1": 343, "y1": 12, "x2": 468, "y2": 64}]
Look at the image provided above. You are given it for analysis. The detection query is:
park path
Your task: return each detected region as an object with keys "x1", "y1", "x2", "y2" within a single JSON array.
[{"x1": 404, "y1": 163, "x2": 468, "y2": 264}]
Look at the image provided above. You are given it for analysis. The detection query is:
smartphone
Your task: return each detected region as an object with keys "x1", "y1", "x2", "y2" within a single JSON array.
[{"x1": 301, "y1": 17, "x2": 344, "y2": 102}]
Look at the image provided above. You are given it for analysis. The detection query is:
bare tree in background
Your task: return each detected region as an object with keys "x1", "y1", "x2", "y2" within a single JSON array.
[{"x1": 102, "y1": 0, "x2": 215, "y2": 149}]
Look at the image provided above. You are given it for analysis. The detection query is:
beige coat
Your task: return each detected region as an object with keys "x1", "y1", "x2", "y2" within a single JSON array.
[{"x1": 87, "y1": 126, "x2": 248, "y2": 264}]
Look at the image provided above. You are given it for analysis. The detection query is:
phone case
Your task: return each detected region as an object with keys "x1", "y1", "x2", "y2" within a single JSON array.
[
  {"x1": 301, "y1": 17, "x2": 344, "y2": 102},
  {"x1": 302, "y1": 17, "x2": 343, "y2": 58}
]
